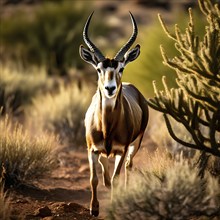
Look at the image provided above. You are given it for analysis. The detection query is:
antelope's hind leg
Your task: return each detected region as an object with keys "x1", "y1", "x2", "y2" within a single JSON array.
[
  {"x1": 111, "y1": 152, "x2": 126, "y2": 200},
  {"x1": 125, "y1": 133, "x2": 144, "y2": 187},
  {"x1": 99, "y1": 155, "x2": 111, "y2": 189},
  {"x1": 88, "y1": 149, "x2": 99, "y2": 217}
]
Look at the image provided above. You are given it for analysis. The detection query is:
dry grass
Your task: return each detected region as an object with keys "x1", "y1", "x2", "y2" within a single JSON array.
[
  {"x1": 147, "y1": 110, "x2": 196, "y2": 158},
  {"x1": 107, "y1": 152, "x2": 220, "y2": 220},
  {"x1": 0, "y1": 184, "x2": 11, "y2": 220},
  {"x1": 0, "y1": 63, "x2": 53, "y2": 114},
  {"x1": 0, "y1": 115, "x2": 59, "y2": 185},
  {"x1": 26, "y1": 82, "x2": 93, "y2": 147},
  {"x1": 147, "y1": 111, "x2": 220, "y2": 178}
]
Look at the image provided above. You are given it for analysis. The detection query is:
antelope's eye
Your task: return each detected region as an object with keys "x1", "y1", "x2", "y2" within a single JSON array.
[
  {"x1": 119, "y1": 68, "x2": 124, "y2": 73},
  {"x1": 97, "y1": 68, "x2": 101, "y2": 73}
]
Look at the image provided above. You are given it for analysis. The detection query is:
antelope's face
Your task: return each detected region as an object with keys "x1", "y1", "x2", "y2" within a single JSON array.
[
  {"x1": 79, "y1": 11, "x2": 140, "y2": 99},
  {"x1": 96, "y1": 59, "x2": 123, "y2": 98}
]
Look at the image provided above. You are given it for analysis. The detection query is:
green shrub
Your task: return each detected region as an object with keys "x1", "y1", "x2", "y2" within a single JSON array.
[
  {"x1": 0, "y1": 116, "x2": 58, "y2": 186},
  {"x1": 0, "y1": 1, "x2": 108, "y2": 75},
  {"x1": 107, "y1": 155, "x2": 220, "y2": 220},
  {"x1": 27, "y1": 83, "x2": 93, "y2": 147}
]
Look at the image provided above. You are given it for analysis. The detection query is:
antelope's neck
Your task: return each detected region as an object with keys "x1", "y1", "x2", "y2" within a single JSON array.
[
  {"x1": 102, "y1": 96, "x2": 117, "y2": 112},
  {"x1": 98, "y1": 86, "x2": 123, "y2": 138}
]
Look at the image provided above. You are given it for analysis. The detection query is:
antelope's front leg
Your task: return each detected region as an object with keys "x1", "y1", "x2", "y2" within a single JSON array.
[
  {"x1": 88, "y1": 149, "x2": 99, "y2": 217},
  {"x1": 125, "y1": 133, "x2": 144, "y2": 187},
  {"x1": 99, "y1": 155, "x2": 111, "y2": 189}
]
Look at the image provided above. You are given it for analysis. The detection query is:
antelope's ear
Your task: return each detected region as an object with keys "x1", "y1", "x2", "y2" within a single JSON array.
[
  {"x1": 79, "y1": 45, "x2": 99, "y2": 66},
  {"x1": 124, "y1": 44, "x2": 140, "y2": 65}
]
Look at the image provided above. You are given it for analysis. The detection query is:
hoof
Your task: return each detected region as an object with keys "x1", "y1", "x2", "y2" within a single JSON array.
[
  {"x1": 90, "y1": 209, "x2": 99, "y2": 217},
  {"x1": 90, "y1": 200, "x2": 99, "y2": 217}
]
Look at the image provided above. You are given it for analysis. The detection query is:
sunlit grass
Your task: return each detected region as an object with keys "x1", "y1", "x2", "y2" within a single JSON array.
[
  {"x1": 0, "y1": 63, "x2": 53, "y2": 114},
  {"x1": 27, "y1": 82, "x2": 93, "y2": 147},
  {"x1": 147, "y1": 111, "x2": 196, "y2": 158},
  {"x1": 0, "y1": 115, "x2": 59, "y2": 184},
  {"x1": 0, "y1": 184, "x2": 11, "y2": 220},
  {"x1": 107, "y1": 153, "x2": 220, "y2": 220}
]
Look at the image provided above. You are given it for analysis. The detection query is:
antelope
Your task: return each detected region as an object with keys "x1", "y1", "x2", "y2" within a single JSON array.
[{"x1": 79, "y1": 12, "x2": 149, "y2": 217}]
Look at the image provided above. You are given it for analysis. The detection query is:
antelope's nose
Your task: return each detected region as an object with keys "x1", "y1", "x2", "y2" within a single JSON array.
[{"x1": 105, "y1": 86, "x2": 116, "y2": 95}]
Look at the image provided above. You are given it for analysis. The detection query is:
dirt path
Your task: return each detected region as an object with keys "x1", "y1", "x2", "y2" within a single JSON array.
[
  {"x1": 8, "y1": 138, "x2": 154, "y2": 220},
  {"x1": 8, "y1": 148, "x2": 110, "y2": 220}
]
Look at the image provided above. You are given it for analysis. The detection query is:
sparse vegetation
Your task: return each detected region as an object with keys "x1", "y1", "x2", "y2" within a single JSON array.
[
  {"x1": 0, "y1": 1, "x2": 108, "y2": 75},
  {"x1": 107, "y1": 153, "x2": 220, "y2": 220},
  {"x1": 0, "y1": 63, "x2": 53, "y2": 114},
  {"x1": 27, "y1": 83, "x2": 93, "y2": 147},
  {"x1": 0, "y1": 115, "x2": 58, "y2": 186}
]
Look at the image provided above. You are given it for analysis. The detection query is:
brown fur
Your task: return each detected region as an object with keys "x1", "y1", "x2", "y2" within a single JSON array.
[
  {"x1": 80, "y1": 11, "x2": 145, "y2": 216},
  {"x1": 85, "y1": 81, "x2": 148, "y2": 216},
  {"x1": 85, "y1": 82, "x2": 148, "y2": 156}
]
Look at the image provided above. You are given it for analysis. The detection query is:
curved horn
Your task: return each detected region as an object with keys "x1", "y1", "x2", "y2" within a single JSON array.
[
  {"x1": 83, "y1": 11, "x2": 105, "y2": 62},
  {"x1": 114, "y1": 12, "x2": 138, "y2": 61}
]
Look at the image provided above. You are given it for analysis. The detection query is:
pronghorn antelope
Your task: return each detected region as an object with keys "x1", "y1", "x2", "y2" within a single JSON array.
[{"x1": 79, "y1": 12, "x2": 149, "y2": 217}]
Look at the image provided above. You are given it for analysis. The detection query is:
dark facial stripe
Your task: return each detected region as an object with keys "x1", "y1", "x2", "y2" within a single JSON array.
[
  {"x1": 108, "y1": 71, "x2": 114, "y2": 80},
  {"x1": 102, "y1": 58, "x2": 119, "y2": 69}
]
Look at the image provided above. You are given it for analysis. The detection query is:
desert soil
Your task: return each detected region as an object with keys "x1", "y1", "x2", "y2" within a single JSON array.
[
  {"x1": 8, "y1": 148, "x2": 108, "y2": 220},
  {"x1": 8, "y1": 142, "x2": 154, "y2": 220}
]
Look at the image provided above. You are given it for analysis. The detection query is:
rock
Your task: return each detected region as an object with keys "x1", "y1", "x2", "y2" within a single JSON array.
[
  {"x1": 35, "y1": 205, "x2": 52, "y2": 218},
  {"x1": 61, "y1": 202, "x2": 84, "y2": 213}
]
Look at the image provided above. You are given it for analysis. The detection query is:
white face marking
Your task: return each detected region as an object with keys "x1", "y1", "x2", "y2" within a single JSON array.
[
  {"x1": 96, "y1": 62, "x2": 125, "y2": 101},
  {"x1": 104, "y1": 67, "x2": 117, "y2": 97},
  {"x1": 117, "y1": 62, "x2": 124, "y2": 77},
  {"x1": 96, "y1": 62, "x2": 104, "y2": 77}
]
